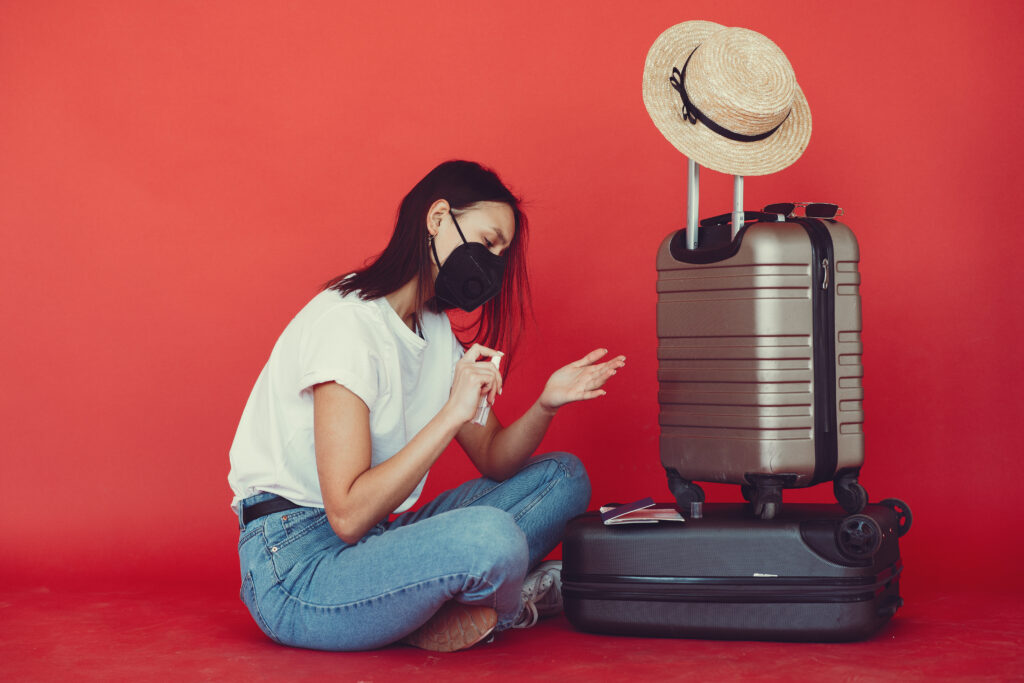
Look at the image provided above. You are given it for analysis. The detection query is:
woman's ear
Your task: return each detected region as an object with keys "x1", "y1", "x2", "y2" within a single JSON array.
[{"x1": 425, "y1": 199, "x2": 450, "y2": 237}]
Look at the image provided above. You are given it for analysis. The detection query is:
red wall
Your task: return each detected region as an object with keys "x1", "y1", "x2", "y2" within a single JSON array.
[{"x1": 2, "y1": 1, "x2": 1021, "y2": 592}]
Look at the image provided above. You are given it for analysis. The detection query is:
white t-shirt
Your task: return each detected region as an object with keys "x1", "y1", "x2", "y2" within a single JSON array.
[{"x1": 228, "y1": 288, "x2": 463, "y2": 514}]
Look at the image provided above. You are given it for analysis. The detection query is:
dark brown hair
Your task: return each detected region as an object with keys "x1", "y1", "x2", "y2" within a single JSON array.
[{"x1": 324, "y1": 160, "x2": 531, "y2": 373}]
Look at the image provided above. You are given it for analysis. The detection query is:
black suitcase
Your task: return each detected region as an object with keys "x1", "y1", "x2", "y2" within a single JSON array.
[{"x1": 562, "y1": 502, "x2": 910, "y2": 642}]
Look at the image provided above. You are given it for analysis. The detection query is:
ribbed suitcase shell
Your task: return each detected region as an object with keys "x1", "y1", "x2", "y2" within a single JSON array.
[
  {"x1": 562, "y1": 504, "x2": 903, "y2": 641},
  {"x1": 657, "y1": 219, "x2": 864, "y2": 490}
]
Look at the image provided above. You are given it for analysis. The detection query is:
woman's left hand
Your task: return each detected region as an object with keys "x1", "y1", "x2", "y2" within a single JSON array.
[{"x1": 538, "y1": 348, "x2": 626, "y2": 413}]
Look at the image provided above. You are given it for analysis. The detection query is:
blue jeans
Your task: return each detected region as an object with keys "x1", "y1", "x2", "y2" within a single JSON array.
[{"x1": 236, "y1": 452, "x2": 590, "y2": 651}]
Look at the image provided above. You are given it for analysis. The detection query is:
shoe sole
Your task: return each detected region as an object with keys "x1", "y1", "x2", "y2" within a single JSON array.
[{"x1": 401, "y1": 601, "x2": 498, "y2": 652}]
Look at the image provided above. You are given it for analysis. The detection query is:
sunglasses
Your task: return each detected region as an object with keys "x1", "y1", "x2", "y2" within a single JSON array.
[
  {"x1": 698, "y1": 210, "x2": 783, "y2": 228},
  {"x1": 763, "y1": 202, "x2": 845, "y2": 219},
  {"x1": 697, "y1": 202, "x2": 847, "y2": 229}
]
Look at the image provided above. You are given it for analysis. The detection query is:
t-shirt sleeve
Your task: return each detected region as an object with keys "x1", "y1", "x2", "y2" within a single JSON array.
[{"x1": 298, "y1": 305, "x2": 387, "y2": 410}]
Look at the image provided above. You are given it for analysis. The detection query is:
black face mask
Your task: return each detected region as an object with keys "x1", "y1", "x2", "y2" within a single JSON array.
[{"x1": 431, "y1": 212, "x2": 507, "y2": 312}]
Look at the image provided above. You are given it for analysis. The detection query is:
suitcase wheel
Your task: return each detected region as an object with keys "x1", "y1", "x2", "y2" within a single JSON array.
[
  {"x1": 665, "y1": 467, "x2": 705, "y2": 507},
  {"x1": 879, "y1": 498, "x2": 913, "y2": 537},
  {"x1": 740, "y1": 484, "x2": 755, "y2": 503},
  {"x1": 835, "y1": 514, "x2": 883, "y2": 560},
  {"x1": 755, "y1": 500, "x2": 779, "y2": 520},
  {"x1": 834, "y1": 476, "x2": 868, "y2": 514},
  {"x1": 744, "y1": 475, "x2": 788, "y2": 520}
]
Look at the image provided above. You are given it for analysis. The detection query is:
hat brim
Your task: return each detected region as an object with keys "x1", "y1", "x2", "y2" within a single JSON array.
[{"x1": 642, "y1": 21, "x2": 812, "y2": 176}]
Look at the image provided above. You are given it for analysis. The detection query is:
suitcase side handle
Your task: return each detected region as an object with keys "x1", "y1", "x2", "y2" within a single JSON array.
[{"x1": 686, "y1": 158, "x2": 745, "y2": 250}]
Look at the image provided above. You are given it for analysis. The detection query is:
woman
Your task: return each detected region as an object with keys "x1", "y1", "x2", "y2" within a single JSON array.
[{"x1": 229, "y1": 160, "x2": 626, "y2": 652}]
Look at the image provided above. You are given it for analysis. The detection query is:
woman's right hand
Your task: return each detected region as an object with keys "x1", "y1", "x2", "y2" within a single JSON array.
[{"x1": 445, "y1": 344, "x2": 504, "y2": 425}]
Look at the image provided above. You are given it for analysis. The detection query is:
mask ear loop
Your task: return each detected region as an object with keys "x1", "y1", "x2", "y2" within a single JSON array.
[
  {"x1": 449, "y1": 210, "x2": 469, "y2": 243},
  {"x1": 430, "y1": 209, "x2": 469, "y2": 268},
  {"x1": 429, "y1": 234, "x2": 443, "y2": 268}
]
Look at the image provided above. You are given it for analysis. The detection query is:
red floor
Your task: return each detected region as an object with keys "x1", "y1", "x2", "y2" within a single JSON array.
[{"x1": 3, "y1": 581, "x2": 1021, "y2": 681}]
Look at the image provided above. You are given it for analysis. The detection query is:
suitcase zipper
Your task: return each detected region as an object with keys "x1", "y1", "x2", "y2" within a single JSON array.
[
  {"x1": 564, "y1": 562, "x2": 902, "y2": 604},
  {"x1": 793, "y1": 219, "x2": 838, "y2": 485}
]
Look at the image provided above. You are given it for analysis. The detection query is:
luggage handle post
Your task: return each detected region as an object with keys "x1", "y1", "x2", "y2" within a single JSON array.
[
  {"x1": 686, "y1": 158, "x2": 700, "y2": 250},
  {"x1": 732, "y1": 174, "x2": 744, "y2": 240},
  {"x1": 685, "y1": 158, "x2": 745, "y2": 250}
]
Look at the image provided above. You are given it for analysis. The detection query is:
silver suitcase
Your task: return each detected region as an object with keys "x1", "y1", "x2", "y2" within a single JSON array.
[{"x1": 657, "y1": 165, "x2": 867, "y2": 519}]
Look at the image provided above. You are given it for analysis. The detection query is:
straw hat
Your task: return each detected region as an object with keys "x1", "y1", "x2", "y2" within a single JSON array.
[{"x1": 642, "y1": 21, "x2": 812, "y2": 176}]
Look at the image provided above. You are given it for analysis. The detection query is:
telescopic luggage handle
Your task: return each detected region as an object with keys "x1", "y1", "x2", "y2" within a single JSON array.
[{"x1": 686, "y1": 158, "x2": 744, "y2": 250}]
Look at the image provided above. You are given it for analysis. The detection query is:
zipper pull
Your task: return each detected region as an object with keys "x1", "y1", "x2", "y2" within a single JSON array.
[{"x1": 822, "y1": 258, "x2": 830, "y2": 290}]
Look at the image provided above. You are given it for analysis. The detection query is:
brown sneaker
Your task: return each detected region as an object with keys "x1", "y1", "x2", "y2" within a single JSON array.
[{"x1": 401, "y1": 601, "x2": 498, "y2": 652}]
